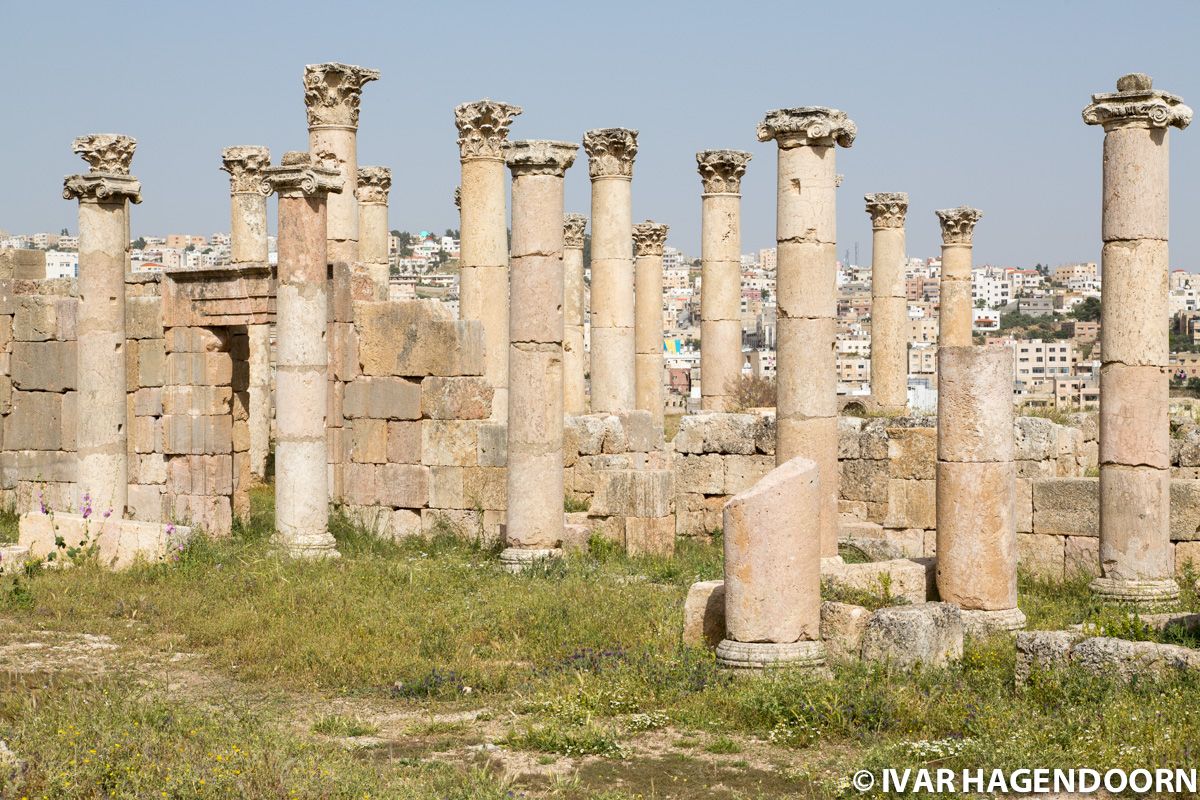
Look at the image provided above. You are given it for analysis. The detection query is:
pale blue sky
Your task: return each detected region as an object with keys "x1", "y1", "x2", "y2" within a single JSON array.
[{"x1": 4, "y1": 0, "x2": 1199, "y2": 267}]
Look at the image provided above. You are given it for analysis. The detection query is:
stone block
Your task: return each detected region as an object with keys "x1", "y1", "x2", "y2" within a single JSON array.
[
  {"x1": 0, "y1": 249, "x2": 46, "y2": 280},
  {"x1": 1177, "y1": 541, "x2": 1200, "y2": 578},
  {"x1": 840, "y1": 458, "x2": 889, "y2": 503},
  {"x1": 824, "y1": 558, "x2": 928, "y2": 605},
  {"x1": 166, "y1": 494, "x2": 233, "y2": 535},
  {"x1": 421, "y1": 420, "x2": 479, "y2": 466},
  {"x1": 132, "y1": 453, "x2": 167, "y2": 485},
  {"x1": 1171, "y1": 480, "x2": 1200, "y2": 541},
  {"x1": 675, "y1": 492, "x2": 725, "y2": 536},
  {"x1": 673, "y1": 412, "x2": 759, "y2": 455},
  {"x1": 1014, "y1": 631, "x2": 1082, "y2": 684},
  {"x1": 884, "y1": 478, "x2": 936, "y2": 530},
  {"x1": 420, "y1": 376, "x2": 493, "y2": 420},
  {"x1": 624, "y1": 516, "x2": 675, "y2": 556},
  {"x1": 126, "y1": 296, "x2": 164, "y2": 340},
  {"x1": 131, "y1": 415, "x2": 161, "y2": 454},
  {"x1": 1032, "y1": 477, "x2": 1098, "y2": 537},
  {"x1": 723, "y1": 454, "x2": 774, "y2": 495},
  {"x1": 162, "y1": 385, "x2": 232, "y2": 416},
  {"x1": 127, "y1": 484, "x2": 165, "y2": 522},
  {"x1": 133, "y1": 387, "x2": 162, "y2": 417},
  {"x1": 165, "y1": 351, "x2": 232, "y2": 387},
  {"x1": 462, "y1": 466, "x2": 506, "y2": 510},
  {"x1": 860, "y1": 602, "x2": 963, "y2": 668},
  {"x1": 166, "y1": 454, "x2": 233, "y2": 496},
  {"x1": 617, "y1": 410, "x2": 662, "y2": 453},
  {"x1": 19, "y1": 512, "x2": 191, "y2": 569},
  {"x1": 376, "y1": 463, "x2": 430, "y2": 509},
  {"x1": 351, "y1": 418, "x2": 388, "y2": 464},
  {"x1": 13, "y1": 296, "x2": 57, "y2": 341},
  {"x1": 11, "y1": 341, "x2": 75, "y2": 392},
  {"x1": 591, "y1": 469, "x2": 672, "y2": 517},
  {"x1": 1015, "y1": 477, "x2": 1033, "y2": 533},
  {"x1": 682, "y1": 580, "x2": 725, "y2": 648},
  {"x1": 887, "y1": 427, "x2": 935, "y2": 480},
  {"x1": 385, "y1": 421, "x2": 422, "y2": 464},
  {"x1": 328, "y1": 321, "x2": 360, "y2": 382},
  {"x1": 673, "y1": 453, "x2": 724, "y2": 495},
  {"x1": 1017, "y1": 533, "x2": 1065, "y2": 581},
  {"x1": 354, "y1": 300, "x2": 484, "y2": 377},
  {"x1": 137, "y1": 339, "x2": 165, "y2": 387},
  {"x1": 343, "y1": 376, "x2": 421, "y2": 420},
  {"x1": 837, "y1": 416, "x2": 863, "y2": 459},
  {"x1": 1065, "y1": 535, "x2": 1100, "y2": 578},
  {"x1": 477, "y1": 422, "x2": 507, "y2": 467},
  {"x1": 567, "y1": 415, "x2": 607, "y2": 455},
  {"x1": 4, "y1": 391, "x2": 61, "y2": 450},
  {"x1": 1014, "y1": 416, "x2": 1058, "y2": 462},
  {"x1": 820, "y1": 601, "x2": 871, "y2": 661}
]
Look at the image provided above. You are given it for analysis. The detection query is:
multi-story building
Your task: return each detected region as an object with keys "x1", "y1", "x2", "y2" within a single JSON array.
[
  {"x1": 758, "y1": 248, "x2": 776, "y2": 272},
  {"x1": 1052, "y1": 262, "x2": 1098, "y2": 286},
  {"x1": 1009, "y1": 338, "x2": 1076, "y2": 380},
  {"x1": 45, "y1": 250, "x2": 79, "y2": 278}
]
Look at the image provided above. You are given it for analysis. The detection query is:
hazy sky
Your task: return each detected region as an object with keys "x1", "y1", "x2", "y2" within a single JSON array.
[{"x1": 5, "y1": 0, "x2": 1200, "y2": 268}]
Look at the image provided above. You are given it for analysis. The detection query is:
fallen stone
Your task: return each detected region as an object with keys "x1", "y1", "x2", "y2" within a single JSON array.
[
  {"x1": 820, "y1": 601, "x2": 871, "y2": 660},
  {"x1": 683, "y1": 580, "x2": 725, "y2": 648},
  {"x1": 860, "y1": 602, "x2": 963, "y2": 668}
]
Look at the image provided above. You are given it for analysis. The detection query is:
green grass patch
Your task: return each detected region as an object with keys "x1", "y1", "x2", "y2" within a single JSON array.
[{"x1": 311, "y1": 713, "x2": 379, "y2": 737}]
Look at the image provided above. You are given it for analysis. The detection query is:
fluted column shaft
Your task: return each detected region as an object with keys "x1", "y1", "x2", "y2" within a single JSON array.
[
  {"x1": 865, "y1": 193, "x2": 908, "y2": 412},
  {"x1": 633, "y1": 222, "x2": 669, "y2": 428},
  {"x1": 562, "y1": 214, "x2": 587, "y2": 415}
]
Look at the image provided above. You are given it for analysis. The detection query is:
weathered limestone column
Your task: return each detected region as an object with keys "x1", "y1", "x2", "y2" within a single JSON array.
[
  {"x1": 1085, "y1": 73, "x2": 1192, "y2": 605},
  {"x1": 757, "y1": 108, "x2": 855, "y2": 561},
  {"x1": 63, "y1": 134, "x2": 141, "y2": 516},
  {"x1": 501, "y1": 140, "x2": 578, "y2": 570},
  {"x1": 584, "y1": 128, "x2": 638, "y2": 413},
  {"x1": 864, "y1": 193, "x2": 909, "y2": 412},
  {"x1": 717, "y1": 456, "x2": 826, "y2": 670},
  {"x1": 220, "y1": 146, "x2": 273, "y2": 480},
  {"x1": 697, "y1": 150, "x2": 751, "y2": 411},
  {"x1": 455, "y1": 100, "x2": 522, "y2": 419},
  {"x1": 632, "y1": 221, "x2": 669, "y2": 427},
  {"x1": 262, "y1": 153, "x2": 343, "y2": 558},
  {"x1": 355, "y1": 166, "x2": 391, "y2": 296},
  {"x1": 303, "y1": 62, "x2": 379, "y2": 264},
  {"x1": 563, "y1": 213, "x2": 588, "y2": 415},
  {"x1": 935, "y1": 207, "x2": 982, "y2": 347},
  {"x1": 937, "y1": 345, "x2": 1025, "y2": 633}
]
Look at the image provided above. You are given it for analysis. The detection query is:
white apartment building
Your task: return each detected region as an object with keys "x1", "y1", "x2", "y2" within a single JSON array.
[
  {"x1": 1011, "y1": 338, "x2": 1076, "y2": 380},
  {"x1": 44, "y1": 250, "x2": 79, "y2": 278}
]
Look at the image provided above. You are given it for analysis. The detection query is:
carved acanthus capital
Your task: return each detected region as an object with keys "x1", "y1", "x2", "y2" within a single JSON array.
[
  {"x1": 355, "y1": 166, "x2": 392, "y2": 204},
  {"x1": 1083, "y1": 73, "x2": 1192, "y2": 132},
  {"x1": 632, "y1": 221, "x2": 669, "y2": 257},
  {"x1": 261, "y1": 151, "x2": 344, "y2": 198},
  {"x1": 63, "y1": 174, "x2": 142, "y2": 204},
  {"x1": 756, "y1": 107, "x2": 857, "y2": 149},
  {"x1": 303, "y1": 62, "x2": 380, "y2": 128},
  {"x1": 454, "y1": 99, "x2": 523, "y2": 160},
  {"x1": 696, "y1": 149, "x2": 751, "y2": 194},
  {"x1": 73, "y1": 134, "x2": 137, "y2": 174},
  {"x1": 505, "y1": 140, "x2": 578, "y2": 177},
  {"x1": 583, "y1": 128, "x2": 638, "y2": 179},
  {"x1": 864, "y1": 192, "x2": 909, "y2": 229},
  {"x1": 936, "y1": 207, "x2": 983, "y2": 245},
  {"x1": 563, "y1": 213, "x2": 587, "y2": 249},
  {"x1": 221, "y1": 146, "x2": 271, "y2": 194}
]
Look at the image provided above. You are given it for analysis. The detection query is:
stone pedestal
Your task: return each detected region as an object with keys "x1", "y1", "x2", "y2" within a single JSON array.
[
  {"x1": 633, "y1": 221, "x2": 669, "y2": 428},
  {"x1": 1084, "y1": 73, "x2": 1191, "y2": 606},
  {"x1": 263, "y1": 153, "x2": 343, "y2": 558},
  {"x1": 864, "y1": 193, "x2": 909, "y2": 412},
  {"x1": 355, "y1": 166, "x2": 392, "y2": 297},
  {"x1": 63, "y1": 134, "x2": 142, "y2": 517},
  {"x1": 563, "y1": 213, "x2": 588, "y2": 415},
  {"x1": 757, "y1": 107, "x2": 855, "y2": 561},
  {"x1": 584, "y1": 128, "x2": 638, "y2": 413},
  {"x1": 935, "y1": 207, "x2": 982, "y2": 348}
]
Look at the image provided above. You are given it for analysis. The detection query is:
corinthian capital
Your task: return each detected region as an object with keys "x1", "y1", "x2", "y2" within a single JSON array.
[
  {"x1": 936, "y1": 207, "x2": 983, "y2": 245},
  {"x1": 73, "y1": 134, "x2": 137, "y2": 174},
  {"x1": 632, "y1": 221, "x2": 669, "y2": 256},
  {"x1": 696, "y1": 149, "x2": 752, "y2": 194},
  {"x1": 221, "y1": 146, "x2": 271, "y2": 194},
  {"x1": 455, "y1": 99, "x2": 523, "y2": 160},
  {"x1": 65, "y1": 133, "x2": 141, "y2": 203},
  {"x1": 864, "y1": 192, "x2": 909, "y2": 229},
  {"x1": 303, "y1": 62, "x2": 380, "y2": 128},
  {"x1": 355, "y1": 166, "x2": 392, "y2": 204},
  {"x1": 583, "y1": 128, "x2": 638, "y2": 179},
  {"x1": 1083, "y1": 73, "x2": 1192, "y2": 131},
  {"x1": 261, "y1": 151, "x2": 344, "y2": 198},
  {"x1": 756, "y1": 107, "x2": 857, "y2": 149},
  {"x1": 505, "y1": 140, "x2": 578, "y2": 177},
  {"x1": 563, "y1": 213, "x2": 587, "y2": 249}
]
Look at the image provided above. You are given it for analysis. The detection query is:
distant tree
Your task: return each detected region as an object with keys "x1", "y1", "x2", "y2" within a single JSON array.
[
  {"x1": 1188, "y1": 377, "x2": 1200, "y2": 393},
  {"x1": 727, "y1": 375, "x2": 776, "y2": 412},
  {"x1": 132, "y1": 237, "x2": 146, "y2": 249},
  {"x1": 582, "y1": 233, "x2": 591, "y2": 268},
  {"x1": 1070, "y1": 296, "x2": 1101, "y2": 322},
  {"x1": 444, "y1": 228, "x2": 460, "y2": 239},
  {"x1": 975, "y1": 299, "x2": 987, "y2": 309},
  {"x1": 761, "y1": 287, "x2": 771, "y2": 303},
  {"x1": 60, "y1": 227, "x2": 69, "y2": 236},
  {"x1": 184, "y1": 243, "x2": 195, "y2": 252}
]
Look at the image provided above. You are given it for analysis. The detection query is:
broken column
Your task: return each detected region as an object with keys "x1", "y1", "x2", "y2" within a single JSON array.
[
  {"x1": 864, "y1": 192, "x2": 909, "y2": 412},
  {"x1": 584, "y1": 128, "x2": 638, "y2": 413},
  {"x1": 697, "y1": 149, "x2": 751, "y2": 411},
  {"x1": 563, "y1": 213, "x2": 588, "y2": 415},
  {"x1": 262, "y1": 152, "x2": 343, "y2": 558},
  {"x1": 632, "y1": 221, "x2": 669, "y2": 428},
  {"x1": 501, "y1": 140, "x2": 578, "y2": 570},
  {"x1": 935, "y1": 207, "x2": 982, "y2": 347},
  {"x1": 1084, "y1": 73, "x2": 1192, "y2": 605},
  {"x1": 937, "y1": 345, "x2": 1025, "y2": 633},
  {"x1": 757, "y1": 107, "x2": 855, "y2": 561},
  {"x1": 63, "y1": 134, "x2": 142, "y2": 516},
  {"x1": 717, "y1": 456, "x2": 827, "y2": 670},
  {"x1": 355, "y1": 166, "x2": 392, "y2": 297},
  {"x1": 455, "y1": 99, "x2": 523, "y2": 419}
]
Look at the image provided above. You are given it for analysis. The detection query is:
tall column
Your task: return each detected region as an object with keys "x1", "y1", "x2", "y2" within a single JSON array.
[
  {"x1": 455, "y1": 100, "x2": 523, "y2": 419},
  {"x1": 501, "y1": 140, "x2": 578, "y2": 570},
  {"x1": 563, "y1": 213, "x2": 588, "y2": 415},
  {"x1": 355, "y1": 166, "x2": 392, "y2": 297},
  {"x1": 757, "y1": 107, "x2": 855, "y2": 561},
  {"x1": 633, "y1": 221, "x2": 669, "y2": 427},
  {"x1": 697, "y1": 150, "x2": 751, "y2": 411},
  {"x1": 937, "y1": 345, "x2": 1025, "y2": 633},
  {"x1": 262, "y1": 152, "x2": 343, "y2": 558},
  {"x1": 584, "y1": 128, "x2": 638, "y2": 413},
  {"x1": 864, "y1": 192, "x2": 909, "y2": 412},
  {"x1": 1085, "y1": 73, "x2": 1191, "y2": 606},
  {"x1": 303, "y1": 62, "x2": 379, "y2": 264},
  {"x1": 63, "y1": 134, "x2": 141, "y2": 517},
  {"x1": 220, "y1": 146, "x2": 273, "y2": 481},
  {"x1": 936, "y1": 207, "x2": 982, "y2": 347}
]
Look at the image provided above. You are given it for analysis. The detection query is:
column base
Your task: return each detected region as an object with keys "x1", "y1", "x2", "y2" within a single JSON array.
[
  {"x1": 960, "y1": 607, "x2": 1027, "y2": 637},
  {"x1": 1089, "y1": 576, "x2": 1180, "y2": 608},
  {"x1": 499, "y1": 547, "x2": 562, "y2": 572},
  {"x1": 275, "y1": 533, "x2": 341, "y2": 559},
  {"x1": 715, "y1": 639, "x2": 827, "y2": 672}
]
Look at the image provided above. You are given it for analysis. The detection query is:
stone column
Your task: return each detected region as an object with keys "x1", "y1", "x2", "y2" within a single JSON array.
[
  {"x1": 633, "y1": 221, "x2": 669, "y2": 427},
  {"x1": 563, "y1": 213, "x2": 588, "y2": 415},
  {"x1": 220, "y1": 146, "x2": 273, "y2": 481},
  {"x1": 936, "y1": 207, "x2": 982, "y2": 347},
  {"x1": 63, "y1": 134, "x2": 141, "y2": 517},
  {"x1": 355, "y1": 166, "x2": 391, "y2": 297},
  {"x1": 1084, "y1": 73, "x2": 1192, "y2": 606},
  {"x1": 501, "y1": 140, "x2": 578, "y2": 570},
  {"x1": 262, "y1": 152, "x2": 343, "y2": 558},
  {"x1": 455, "y1": 100, "x2": 522, "y2": 419},
  {"x1": 937, "y1": 345, "x2": 1025, "y2": 633},
  {"x1": 303, "y1": 62, "x2": 379, "y2": 265},
  {"x1": 757, "y1": 108, "x2": 855, "y2": 561},
  {"x1": 584, "y1": 128, "x2": 638, "y2": 413},
  {"x1": 864, "y1": 192, "x2": 909, "y2": 412},
  {"x1": 697, "y1": 150, "x2": 751, "y2": 411}
]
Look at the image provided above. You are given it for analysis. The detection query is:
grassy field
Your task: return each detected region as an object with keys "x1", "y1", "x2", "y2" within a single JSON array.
[{"x1": 0, "y1": 486, "x2": 1197, "y2": 798}]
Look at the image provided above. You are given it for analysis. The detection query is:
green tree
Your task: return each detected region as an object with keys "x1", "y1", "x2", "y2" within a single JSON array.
[
  {"x1": 132, "y1": 237, "x2": 146, "y2": 249},
  {"x1": 1070, "y1": 296, "x2": 1101, "y2": 322}
]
